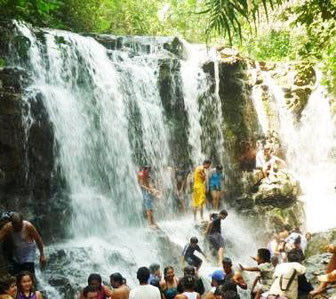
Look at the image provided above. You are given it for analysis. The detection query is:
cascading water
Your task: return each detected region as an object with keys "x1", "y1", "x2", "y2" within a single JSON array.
[
  {"x1": 254, "y1": 68, "x2": 336, "y2": 232},
  {"x1": 10, "y1": 21, "x2": 263, "y2": 298}
]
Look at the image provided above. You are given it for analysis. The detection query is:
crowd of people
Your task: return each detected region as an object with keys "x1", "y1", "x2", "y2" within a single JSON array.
[
  {"x1": 0, "y1": 209, "x2": 335, "y2": 298},
  {"x1": 0, "y1": 145, "x2": 335, "y2": 298}
]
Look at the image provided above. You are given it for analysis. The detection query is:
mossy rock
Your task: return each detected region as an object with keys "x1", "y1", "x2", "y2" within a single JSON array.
[{"x1": 305, "y1": 228, "x2": 336, "y2": 258}]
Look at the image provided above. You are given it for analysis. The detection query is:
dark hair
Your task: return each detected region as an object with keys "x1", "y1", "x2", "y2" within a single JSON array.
[
  {"x1": 223, "y1": 290, "x2": 240, "y2": 299},
  {"x1": 190, "y1": 237, "x2": 198, "y2": 244},
  {"x1": 222, "y1": 257, "x2": 232, "y2": 266},
  {"x1": 257, "y1": 248, "x2": 271, "y2": 262},
  {"x1": 287, "y1": 249, "x2": 303, "y2": 263},
  {"x1": 183, "y1": 265, "x2": 195, "y2": 276},
  {"x1": 182, "y1": 275, "x2": 195, "y2": 290},
  {"x1": 0, "y1": 275, "x2": 16, "y2": 293},
  {"x1": 216, "y1": 165, "x2": 223, "y2": 171},
  {"x1": 219, "y1": 209, "x2": 228, "y2": 217},
  {"x1": 17, "y1": 271, "x2": 35, "y2": 292},
  {"x1": 11, "y1": 212, "x2": 23, "y2": 226},
  {"x1": 83, "y1": 285, "x2": 99, "y2": 298},
  {"x1": 149, "y1": 263, "x2": 160, "y2": 274},
  {"x1": 288, "y1": 248, "x2": 305, "y2": 263},
  {"x1": 137, "y1": 267, "x2": 150, "y2": 284},
  {"x1": 164, "y1": 266, "x2": 174, "y2": 281},
  {"x1": 88, "y1": 273, "x2": 102, "y2": 286},
  {"x1": 110, "y1": 272, "x2": 123, "y2": 284},
  {"x1": 203, "y1": 159, "x2": 211, "y2": 165}
]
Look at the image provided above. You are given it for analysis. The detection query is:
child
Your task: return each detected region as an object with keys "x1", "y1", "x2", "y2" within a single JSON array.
[
  {"x1": 16, "y1": 271, "x2": 43, "y2": 299},
  {"x1": 239, "y1": 248, "x2": 274, "y2": 299},
  {"x1": 181, "y1": 237, "x2": 206, "y2": 270},
  {"x1": 0, "y1": 275, "x2": 17, "y2": 299}
]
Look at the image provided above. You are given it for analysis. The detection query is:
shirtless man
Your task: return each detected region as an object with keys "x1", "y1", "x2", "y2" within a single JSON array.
[
  {"x1": 138, "y1": 166, "x2": 160, "y2": 228},
  {"x1": 0, "y1": 212, "x2": 46, "y2": 274},
  {"x1": 110, "y1": 273, "x2": 130, "y2": 299}
]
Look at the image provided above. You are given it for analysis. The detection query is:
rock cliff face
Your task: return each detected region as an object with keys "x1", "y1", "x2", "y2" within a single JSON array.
[{"x1": 0, "y1": 67, "x2": 69, "y2": 242}]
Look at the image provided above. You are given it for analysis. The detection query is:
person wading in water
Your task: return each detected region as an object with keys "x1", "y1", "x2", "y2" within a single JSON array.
[
  {"x1": 138, "y1": 166, "x2": 160, "y2": 229},
  {"x1": 193, "y1": 160, "x2": 211, "y2": 222},
  {"x1": 0, "y1": 212, "x2": 46, "y2": 274}
]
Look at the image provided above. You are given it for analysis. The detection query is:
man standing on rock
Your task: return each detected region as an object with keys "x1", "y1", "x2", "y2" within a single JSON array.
[
  {"x1": 0, "y1": 212, "x2": 46, "y2": 274},
  {"x1": 138, "y1": 166, "x2": 160, "y2": 229},
  {"x1": 205, "y1": 210, "x2": 228, "y2": 265},
  {"x1": 193, "y1": 160, "x2": 211, "y2": 221}
]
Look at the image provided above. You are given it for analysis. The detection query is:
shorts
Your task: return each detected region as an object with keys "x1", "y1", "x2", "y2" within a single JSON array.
[
  {"x1": 142, "y1": 190, "x2": 154, "y2": 210},
  {"x1": 210, "y1": 185, "x2": 221, "y2": 191},
  {"x1": 186, "y1": 255, "x2": 202, "y2": 268},
  {"x1": 208, "y1": 232, "x2": 225, "y2": 250}
]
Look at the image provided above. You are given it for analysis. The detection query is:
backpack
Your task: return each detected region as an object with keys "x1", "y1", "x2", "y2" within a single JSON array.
[{"x1": 267, "y1": 268, "x2": 297, "y2": 299}]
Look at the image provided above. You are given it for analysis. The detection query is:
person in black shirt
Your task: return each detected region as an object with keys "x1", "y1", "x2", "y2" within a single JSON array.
[
  {"x1": 205, "y1": 209, "x2": 228, "y2": 265},
  {"x1": 181, "y1": 237, "x2": 207, "y2": 270}
]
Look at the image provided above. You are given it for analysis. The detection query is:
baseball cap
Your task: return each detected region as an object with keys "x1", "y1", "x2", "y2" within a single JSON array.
[{"x1": 211, "y1": 270, "x2": 225, "y2": 281}]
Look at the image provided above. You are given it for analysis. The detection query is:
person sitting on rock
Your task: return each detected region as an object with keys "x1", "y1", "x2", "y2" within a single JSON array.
[
  {"x1": 239, "y1": 248, "x2": 274, "y2": 299},
  {"x1": 310, "y1": 244, "x2": 336, "y2": 296}
]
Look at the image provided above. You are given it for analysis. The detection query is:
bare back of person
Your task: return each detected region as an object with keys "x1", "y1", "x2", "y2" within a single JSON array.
[{"x1": 110, "y1": 285, "x2": 130, "y2": 299}]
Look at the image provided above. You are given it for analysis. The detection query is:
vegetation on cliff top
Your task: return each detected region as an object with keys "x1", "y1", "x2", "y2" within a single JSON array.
[{"x1": 0, "y1": 0, "x2": 335, "y2": 95}]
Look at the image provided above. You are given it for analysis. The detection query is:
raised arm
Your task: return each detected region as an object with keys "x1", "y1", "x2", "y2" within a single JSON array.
[{"x1": 239, "y1": 264, "x2": 260, "y2": 272}]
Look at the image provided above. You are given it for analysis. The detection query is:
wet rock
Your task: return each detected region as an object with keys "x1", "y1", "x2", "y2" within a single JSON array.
[
  {"x1": 218, "y1": 48, "x2": 243, "y2": 64},
  {"x1": 294, "y1": 65, "x2": 316, "y2": 86},
  {"x1": 259, "y1": 61, "x2": 276, "y2": 71},
  {"x1": 303, "y1": 229, "x2": 336, "y2": 298}
]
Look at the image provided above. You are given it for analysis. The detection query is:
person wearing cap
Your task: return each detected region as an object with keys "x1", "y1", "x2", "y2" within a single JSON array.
[
  {"x1": 222, "y1": 258, "x2": 247, "y2": 292},
  {"x1": 138, "y1": 166, "x2": 160, "y2": 229},
  {"x1": 239, "y1": 248, "x2": 273, "y2": 299},
  {"x1": 193, "y1": 160, "x2": 211, "y2": 221},
  {"x1": 205, "y1": 210, "x2": 228, "y2": 265},
  {"x1": 204, "y1": 270, "x2": 225, "y2": 299},
  {"x1": 109, "y1": 272, "x2": 130, "y2": 299},
  {"x1": 209, "y1": 165, "x2": 224, "y2": 210}
]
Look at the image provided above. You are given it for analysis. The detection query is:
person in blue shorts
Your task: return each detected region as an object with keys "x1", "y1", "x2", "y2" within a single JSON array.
[{"x1": 209, "y1": 165, "x2": 224, "y2": 210}]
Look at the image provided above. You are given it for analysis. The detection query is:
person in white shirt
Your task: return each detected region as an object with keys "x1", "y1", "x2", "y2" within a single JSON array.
[
  {"x1": 130, "y1": 267, "x2": 161, "y2": 299},
  {"x1": 267, "y1": 250, "x2": 306, "y2": 299}
]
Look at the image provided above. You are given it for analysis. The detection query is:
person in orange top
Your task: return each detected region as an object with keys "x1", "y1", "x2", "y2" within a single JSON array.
[{"x1": 193, "y1": 160, "x2": 211, "y2": 221}]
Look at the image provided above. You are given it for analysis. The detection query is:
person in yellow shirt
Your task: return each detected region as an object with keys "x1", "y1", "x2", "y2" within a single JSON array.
[{"x1": 193, "y1": 160, "x2": 211, "y2": 221}]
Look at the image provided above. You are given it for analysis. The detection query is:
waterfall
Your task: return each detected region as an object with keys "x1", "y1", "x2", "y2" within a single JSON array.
[
  {"x1": 254, "y1": 68, "x2": 336, "y2": 232},
  {"x1": 10, "y1": 21, "x2": 263, "y2": 298}
]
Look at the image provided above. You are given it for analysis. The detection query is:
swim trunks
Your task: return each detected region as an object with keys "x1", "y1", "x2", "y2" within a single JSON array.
[{"x1": 142, "y1": 189, "x2": 154, "y2": 210}]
